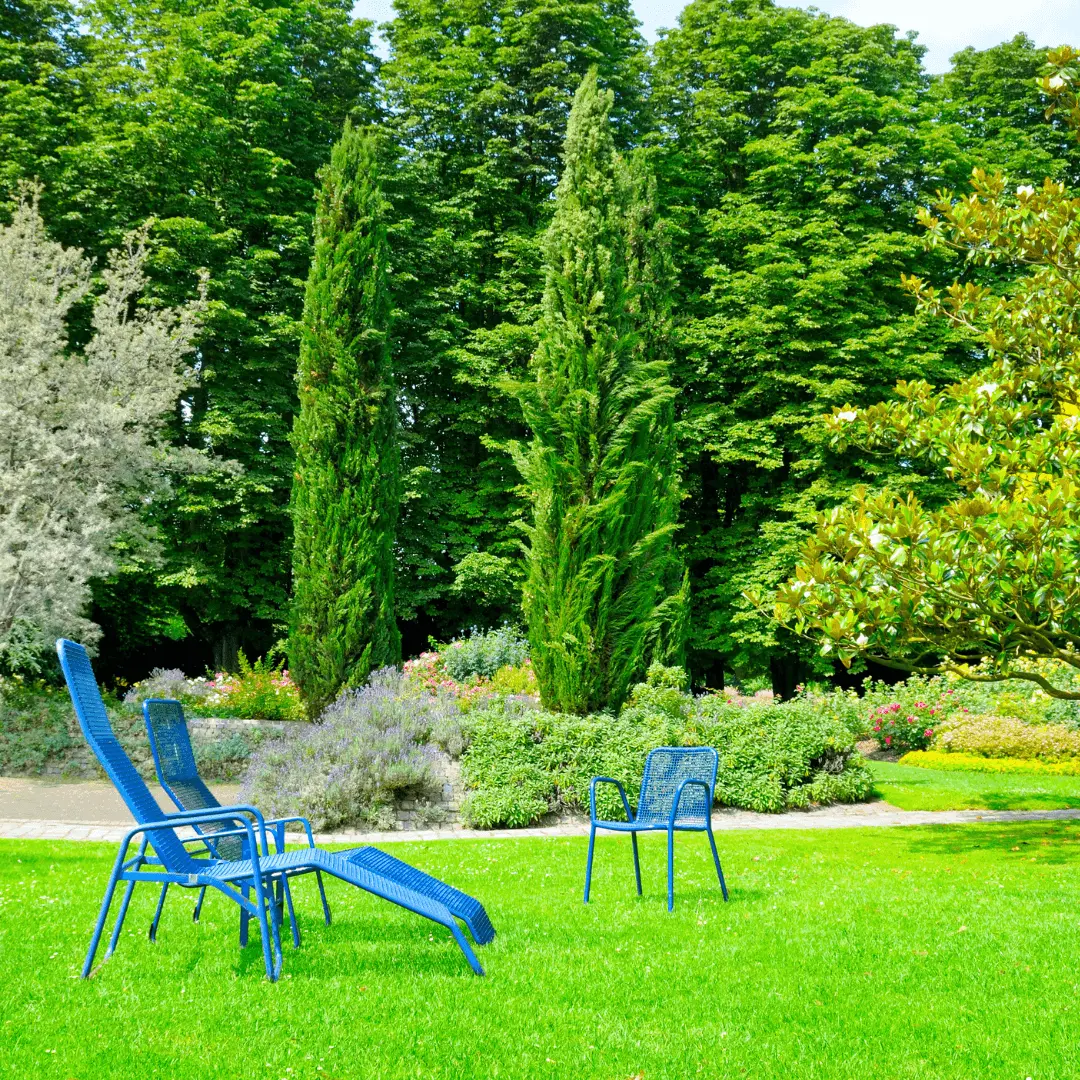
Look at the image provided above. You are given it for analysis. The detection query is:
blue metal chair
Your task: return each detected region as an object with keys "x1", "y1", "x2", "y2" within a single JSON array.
[
  {"x1": 584, "y1": 746, "x2": 728, "y2": 910},
  {"x1": 142, "y1": 697, "x2": 330, "y2": 948},
  {"x1": 57, "y1": 639, "x2": 494, "y2": 980}
]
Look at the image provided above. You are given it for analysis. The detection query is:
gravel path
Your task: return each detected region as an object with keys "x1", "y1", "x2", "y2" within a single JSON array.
[{"x1": 2, "y1": 776, "x2": 1079, "y2": 844}]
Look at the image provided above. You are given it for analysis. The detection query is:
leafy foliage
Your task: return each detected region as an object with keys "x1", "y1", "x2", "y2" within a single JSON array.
[
  {"x1": 2, "y1": 0, "x2": 379, "y2": 673},
  {"x1": 514, "y1": 70, "x2": 685, "y2": 714},
  {"x1": 289, "y1": 125, "x2": 400, "y2": 716},
  {"x1": 772, "y1": 49, "x2": 1080, "y2": 700},
  {"x1": 378, "y1": 0, "x2": 647, "y2": 647},
  {"x1": 0, "y1": 678, "x2": 259, "y2": 779},
  {"x1": 0, "y1": 191, "x2": 204, "y2": 670},
  {"x1": 649, "y1": 0, "x2": 978, "y2": 689},
  {"x1": 459, "y1": 669, "x2": 870, "y2": 827}
]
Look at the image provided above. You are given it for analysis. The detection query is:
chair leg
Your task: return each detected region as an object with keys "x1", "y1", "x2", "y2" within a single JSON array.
[
  {"x1": 449, "y1": 920, "x2": 484, "y2": 976},
  {"x1": 631, "y1": 832, "x2": 642, "y2": 896},
  {"x1": 239, "y1": 884, "x2": 250, "y2": 948},
  {"x1": 315, "y1": 869, "x2": 332, "y2": 926},
  {"x1": 106, "y1": 878, "x2": 137, "y2": 957},
  {"x1": 667, "y1": 827, "x2": 675, "y2": 912},
  {"x1": 149, "y1": 883, "x2": 169, "y2": 942},
  {"x1": 584, "y1": 824, "x2": 597, "y2": 903},
  {"x1": 707, "y1": 826, "x2": 728, "y2": 902},
  {"x1": 83, "y1": 862, "x2": 123, "y2": 978},
  {"x1": 250, "y1": 874, "x2": 279, "y2": 982},
  {"x1": 266, "y1": 877, "x2": 284, "y2": 979},
  {"x1": 193, "y1": 885, "x2": 206, "y2": 922},
  {"x1": 283, "y1": 877, "x2": 300, "y2": 949}
]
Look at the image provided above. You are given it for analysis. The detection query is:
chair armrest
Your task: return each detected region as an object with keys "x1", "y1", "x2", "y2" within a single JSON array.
[
  {"x1": 262, "y1": 816, "x2": 317, "y2": 848},
  {"x1": 590, "y1": 777, "x2": 634, "y2": 824},
  {"x1": 668, "y1": 778, "x2": 713, "y2": 830},
  {"x1": 164, "y1": 803, "x2": 272, "y2": 855},
  {"x1": 119, "y1": 810, "x2": 267, "y2": 879}
]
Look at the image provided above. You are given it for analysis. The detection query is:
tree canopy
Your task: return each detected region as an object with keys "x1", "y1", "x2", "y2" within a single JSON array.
[
  {"x1": 3, "y1": 0, "x2": 1078, "y2": 689},
  {"x1": 770, "y1": 48, "x2": 1080, "y2": 700}
]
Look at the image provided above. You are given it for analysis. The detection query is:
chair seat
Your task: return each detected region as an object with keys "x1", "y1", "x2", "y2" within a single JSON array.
[{"x1": 592, "y1": 817, "x2": 710, "y2": 832}]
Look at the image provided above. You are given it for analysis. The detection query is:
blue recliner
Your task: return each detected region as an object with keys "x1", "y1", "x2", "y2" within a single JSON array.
[{"x1": 57, "y1": 639, "x2": 494, "y2": 980}]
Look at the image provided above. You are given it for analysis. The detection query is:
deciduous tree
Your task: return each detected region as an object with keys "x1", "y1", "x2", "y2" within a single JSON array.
[
  {"x1": 770, "y1": 49, "x2": 1080, "y2": 700},
  {"x1": 0, "y1": 191, "x2": 204, "y2": 670}
]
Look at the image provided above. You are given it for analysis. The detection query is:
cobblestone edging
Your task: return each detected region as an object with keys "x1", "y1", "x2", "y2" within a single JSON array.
[{"x1": 5, "y1": 805, "x2": 1080, "y2": 845}]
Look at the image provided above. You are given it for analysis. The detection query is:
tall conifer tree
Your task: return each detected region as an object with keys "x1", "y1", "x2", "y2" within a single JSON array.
[
  {"x1": 515, "y1": 70, "x2": 684, "y2": 716},
  {"x1": 289, "y1": 124, "x2": 400, "y2": 716}
]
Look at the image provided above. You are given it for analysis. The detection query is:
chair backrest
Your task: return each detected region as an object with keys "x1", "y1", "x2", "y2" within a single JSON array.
[
  {"x1": 56, "y1": 639, "x2": 197, "y2": 874},
  {"x1": 143, "y1": 698, "x2": 219, "y2": 812},
  {"x1": 143, "y1": 698, "x2": 243, "y2": 860},
  {"x1": 636, "y1": 746, "x2": 718, "y2": 827}
]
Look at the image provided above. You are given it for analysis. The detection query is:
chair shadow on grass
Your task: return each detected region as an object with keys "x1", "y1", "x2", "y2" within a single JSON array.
[{"x1": 893, "y1": 820, "x2": 1080, "y2": 865}]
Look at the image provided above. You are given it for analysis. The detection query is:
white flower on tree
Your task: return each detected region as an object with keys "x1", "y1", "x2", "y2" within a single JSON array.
[{"x1": 0, "y1": 189, "x2": 207, "y2": 670}]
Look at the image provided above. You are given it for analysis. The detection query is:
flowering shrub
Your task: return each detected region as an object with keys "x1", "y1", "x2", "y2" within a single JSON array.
[
  {"x1": 123, "y1": 668, "x2": 216, "y2": 708},
  {"x1": 403, "y1": 628, "x2": 537, "y2": 711},
  {"x1": 124, "y1": 652, "x2": 304, "y2": 721},
  {"x1": 241, "y1": 669, "x2": 462, "y2": 830},
  {"x1": 203, "y1": 652, "x2": 304, "y2": 722},
  {"x1": 933, "y1": 713, "x2": 1080, "y2": 762},
  {"x1": 898, "y1": 750, "x2": 1080, "y2": 776},
  {"x1": 869, "y1": 697, "x2": 950, "y2": 753}
]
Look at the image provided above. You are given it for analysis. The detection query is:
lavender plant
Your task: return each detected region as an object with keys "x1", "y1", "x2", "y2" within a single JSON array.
[
  {"x1": 123, "y1": 668, "x2": 215, "y2": 708},
  {"x1": 241, "y1": 669, "x2": 463, "y2": 830}
]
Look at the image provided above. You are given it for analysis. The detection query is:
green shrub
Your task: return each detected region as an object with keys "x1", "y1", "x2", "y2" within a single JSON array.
[
  {"x1": 933, "y1": 714, "x2": 1080, "y2": 762},
  {"x1": 458, "y1": 670, "x2": 871, "y2": 827},
  {"x1": 438, "y1": 626, "x2": 529, "y2": 682},
  {"x1": 0, "y1": 678, "x2": 259, "y2": 780},
  {"x1": 690, "y1": 696, "x2": 871, "y2": 812}
]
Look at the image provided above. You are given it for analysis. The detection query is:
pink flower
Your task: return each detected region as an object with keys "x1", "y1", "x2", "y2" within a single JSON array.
[
  {"x1": 884, "y1": 736, "x2": 892, "y2": 746},
  {"x1": 924, "y1": 729, "x2": 933, "y2": 738},
  {"x1": 873, "y1": 723, "x2": 881, "y2": 731}
]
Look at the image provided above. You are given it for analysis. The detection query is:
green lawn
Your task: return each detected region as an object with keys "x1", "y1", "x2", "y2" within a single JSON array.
[
  {"x1": 4, "y1": 825, "x2": 1080, "y2": 1079},
  {"x1": 869, "y1": 759, "x2": 1080, "y2": 811}
]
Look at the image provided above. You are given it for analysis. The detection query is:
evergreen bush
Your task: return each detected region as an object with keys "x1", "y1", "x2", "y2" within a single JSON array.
[
  {"x1": 289, "y1": 123, "x2": 400, "y2": 718},
  {"x1": 514, "y1": 69, "x2": 685, "y2": 715}
]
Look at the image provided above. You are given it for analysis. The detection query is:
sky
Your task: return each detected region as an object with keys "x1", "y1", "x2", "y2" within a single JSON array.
[{"x1": 353, "y1": 0, "x2": 1080, "y2": 73}]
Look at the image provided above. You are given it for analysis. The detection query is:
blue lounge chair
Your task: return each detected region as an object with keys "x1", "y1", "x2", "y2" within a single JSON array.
[
  {"x1": 57, "y1": 639, "x2": 494, "y2": 979},
  {"x1": 584, "y1": 746, "x2": 728, "y2": 910}
]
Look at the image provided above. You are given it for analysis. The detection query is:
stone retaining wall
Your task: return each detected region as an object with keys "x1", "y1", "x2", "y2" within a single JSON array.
[{"x1": 188, "y1": 719, "x2": 463, "y2": 830}]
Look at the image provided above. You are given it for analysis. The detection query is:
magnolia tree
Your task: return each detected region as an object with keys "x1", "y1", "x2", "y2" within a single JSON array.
[
  {"x1": 764, "y1": 48, "x2": 1080, "y2": 700},
  {"x1": 0, "y1": 191, "x2": 205, "y2": 670}
]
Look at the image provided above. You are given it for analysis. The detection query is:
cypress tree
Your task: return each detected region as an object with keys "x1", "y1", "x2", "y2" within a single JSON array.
[
  {"x1": 289, "y1": 124, "x2": 400, "y2": 717},
  {"x1": 515, "y1": 70, "x2": 684, "y2": 716}
]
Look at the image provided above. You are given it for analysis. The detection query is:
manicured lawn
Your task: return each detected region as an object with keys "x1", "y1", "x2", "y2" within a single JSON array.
[
  {"x1": 869, "y1": 759, "x2": 1080, "y2": 811},
  {"x1": 4, "y1": 826, "x2": 1080, "y2": 1079}
]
